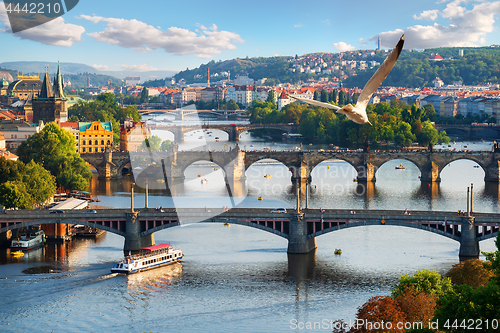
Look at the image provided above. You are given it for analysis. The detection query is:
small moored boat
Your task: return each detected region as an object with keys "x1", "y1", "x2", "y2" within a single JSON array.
[
  {"x1": 264, "y1": 174, "x2": 271, "y2": 178},
  {"x1": 11, "y1": 226, "x2": 46, "y2": 251},
  {"x1": 334, "y1": 249, "x2": 342, "y2": 255},
  {"x1": 111, "y1": 244, "x2": 183, "y2": 274},
  {"x1": 395, "y1": 163, "x2": 405, "y2": 170},
  {"x1": 12, "y1": 250, "x2": 24, "y2": 257}
]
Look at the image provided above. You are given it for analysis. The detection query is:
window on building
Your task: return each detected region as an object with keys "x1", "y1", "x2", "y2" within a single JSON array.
[
  {"x1": 82, "y1": 148, "x2": 86, "y2": 152},
  {"x1": 82, "y1": 140, "x2": 86, "y2": 145},
  {"x1": 95, "y1": 140, "x2": 98, "y2": 145},
  {"x1": 101, "y1": 140, "x2": 104, "y2": 145},
  {"x1": 107, "y1": 140, "x2": 110, "y2": 145}
]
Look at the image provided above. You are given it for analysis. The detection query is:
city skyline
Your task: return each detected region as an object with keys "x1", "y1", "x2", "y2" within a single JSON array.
[{"x1": 2, "y1": 0, "x2": 500, "y2": 75}]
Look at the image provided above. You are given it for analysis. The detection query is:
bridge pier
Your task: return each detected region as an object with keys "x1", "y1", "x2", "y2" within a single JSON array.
[
  {"x1": 484, "y1": 160, "x2": 500, "y2": 182},
  {"x1": 287, "y1": 213, "x2": 317, "y2": 254},
  {"x1": 356, "y1": 162, "x2": 376, "y2": 182},
  {"x1": 124, "y1": 212, "x2": 155, "y2": 253},
  {"x1": 420, "y1": 161, "x2": 441, "y2": 182},
  {"x1": 228, "y1": 125, "x2": 238, "y2": 141},
  {"x1": 459, "y1": 216, "x2": 480, "y2": 259}
]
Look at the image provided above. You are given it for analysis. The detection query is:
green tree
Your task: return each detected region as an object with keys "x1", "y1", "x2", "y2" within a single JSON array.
[
  {"x1": 338, "y1": 90, "x2": 345, "y2": 105},
  {"x1": 140, "y1": 87, "x2": 149, "y2": 104},
  {"x1": 320, "y1": 89, "x2": 328, "y2": 102},
  {"x1": 226, "y1": 99, "x2": 239, "y2": 110},
  {"x1": 434, "y1": 283, "x2": 500, "y2": 333},
  {"x1": 22, "y1": 160, "x2": 57, "y2": 205},
  {"x1": 352, "y1": 92, "x2": 358, "y2": 105},
  {"x1": 483, "y1": 233, "x2": 500, "y2": 285},
  {"x1": 394, "y1": 122, "x2": 416, "y2": 147},
  {"x1": 266, "y1": 90, "x2": 275, "y2": 104},
  {"x1": 0, "y1": 181, "x2": 33, "y2": 209},
  {"x1": 139, "y1": 135, "x2": 162, "y2": 151},
  {"x1": 417, "y1": 120, "x2": 439, "y2": 146},
  {"x1": 160, "y1": 139, "x2": 173, "y2": 151},
  {"x1": 17, "y1": 123, "x2": 92, "y2": 191},
  {"x1": 393, "y1": 269, "x2": 453, "y2": 298}
]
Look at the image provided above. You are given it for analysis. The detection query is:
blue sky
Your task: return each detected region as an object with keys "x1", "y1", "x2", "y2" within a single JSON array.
[{"x1": 2, "y1": 0, "x2": 500, "y2": 74}]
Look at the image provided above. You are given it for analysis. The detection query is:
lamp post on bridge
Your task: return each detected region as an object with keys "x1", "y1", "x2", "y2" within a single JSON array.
[{"x1": 131, "y1": 183, "x2": 135, "y2": 213}]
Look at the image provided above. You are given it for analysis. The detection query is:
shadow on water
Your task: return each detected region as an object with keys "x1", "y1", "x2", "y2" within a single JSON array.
[{"x1": 287, "y1": 251, "x2": 317, "y2": 281}]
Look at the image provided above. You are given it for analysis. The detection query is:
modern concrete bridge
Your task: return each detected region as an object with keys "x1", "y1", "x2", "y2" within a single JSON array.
[
  {"x1": 81, "y1": 147, "x2": 500, "y2": 186},
  {"x1": 1, "y1": 208, "x2": 498, "y2": 258}
]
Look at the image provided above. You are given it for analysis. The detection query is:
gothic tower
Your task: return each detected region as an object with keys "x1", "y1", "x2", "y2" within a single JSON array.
[{"x1": 32, "y1": 64, "x2": 68, "y2": 125}]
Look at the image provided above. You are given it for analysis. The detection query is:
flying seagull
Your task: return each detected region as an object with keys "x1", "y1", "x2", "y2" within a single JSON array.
[{"x1": 288, "y1": 34, "x2": 405, "y2": 125}]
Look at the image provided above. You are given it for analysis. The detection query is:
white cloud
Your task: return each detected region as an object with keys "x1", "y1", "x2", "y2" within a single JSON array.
[
  {"x1": 333, "y1": 42, "x2": 355, "y2": 52},
  {"x1": 0, "y1": 6, "x2": 84, "y2": 46},
  {"x1": 294, "y1": 23, "x2": 303, "y2": 28},
  {"x1": 413, "y1": 9, "x2": 439, "y2": 21},
  {"x1": 321, "y1": 19, "x2": 331, "y2": 26},
  {"x1": 81, "y1": 15, "x2": 244, "y2": 58},
  {"x1": 117, "y1": 64, "x2": 158, "y2": 71},
  {"x1": 92, "y1": 64, "x2": 109, "y2": 71},
  {"x1": 371, "y1": 1, "x2": 500, "y2": 49}
]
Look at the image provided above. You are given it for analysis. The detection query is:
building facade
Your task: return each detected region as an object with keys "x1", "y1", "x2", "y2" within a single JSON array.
[
  {"x1": 119, "y1": 119, "x2": 150, "y2": 152},
  {"x1": 79, "y1": 121, "x2": 113, "y2": 153}
]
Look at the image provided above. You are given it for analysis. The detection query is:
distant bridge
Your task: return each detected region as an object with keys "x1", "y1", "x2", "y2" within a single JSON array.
[
  {"x1": 0, "y1": 208, "x2": 497, "y2": 258},
  {"x1": 138, "y1": 109, "x2": 247, "y2": 120},
  {"x1": 434, "y1": 124, "x2": 500, "y2": 140},
  {"x1": 150, "y1": 123, "x2": 298, "y2": 142}
]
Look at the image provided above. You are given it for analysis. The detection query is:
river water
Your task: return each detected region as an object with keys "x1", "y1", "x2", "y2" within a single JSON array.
[{"x1": 1, "y1": 119, "x2": 498, "y2": 333}]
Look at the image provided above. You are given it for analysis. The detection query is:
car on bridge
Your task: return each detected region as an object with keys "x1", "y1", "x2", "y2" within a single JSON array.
[
  {"x1": 50, "y1": 210, "x2": 65, "y2": 214},
  {"x1": 84, "y1": 209, "x2": 97, "y2": 213},
  {"x1": 270, "y1": 208, "x2": 287, "y2": 213}
]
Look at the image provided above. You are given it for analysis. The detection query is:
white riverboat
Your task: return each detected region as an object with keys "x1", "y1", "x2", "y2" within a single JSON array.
[
  {"x1": 10, "y1": 226, "x2": 46, "y2": 251},
  {"x1": 111, "y1": 244, "x2": 183, "y2": 274}
]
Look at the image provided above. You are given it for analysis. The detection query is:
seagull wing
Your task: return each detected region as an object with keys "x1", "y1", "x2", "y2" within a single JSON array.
[
  {"x1": 356, "y1": 34, "x2": 405, "y2": 110},
  {"x1": 288, "y1": 94, "x2": 341, "y2": 110}
]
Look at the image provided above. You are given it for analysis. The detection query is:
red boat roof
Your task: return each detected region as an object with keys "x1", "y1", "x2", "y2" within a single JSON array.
[{"x1": 138, "y1": 244, "x2": 171, "y2": 251}]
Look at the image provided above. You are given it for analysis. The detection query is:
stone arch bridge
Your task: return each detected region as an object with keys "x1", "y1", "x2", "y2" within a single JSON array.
[
  {"x1": 81, "y1": 148, "x2": 500, "y2": 185},
  {"x1": 1, "y1": 208, "x2": 497, "y2": 258},
  {"x1": 151, "y1": 123, "x2": 298, "y2": 142}
]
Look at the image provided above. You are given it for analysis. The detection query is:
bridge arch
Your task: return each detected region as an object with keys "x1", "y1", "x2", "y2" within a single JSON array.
[
  {"x1": 0, "y1": 219, "x2": 126, "y2": 237},
  {"x1": 438, "y1": 157, "x2": 486, "y2": 179},
  {"x1": 139, "y1": 219, "x2": 289, "y2": 239},
  {"x1": 478, "y1": 231, "x2": 499, "y2": 241},
  {"x1": 308, "y1": 221, "x2": 461, "y2": 242},
  {"x1": 375, "y1": 157, "x2": 424, "y2": 176}
]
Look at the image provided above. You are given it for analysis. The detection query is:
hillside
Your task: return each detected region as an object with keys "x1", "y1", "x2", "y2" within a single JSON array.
[
  {"x1": 0, "y1": 61, "x2": 98, "y2": 74},
  {"x1": 174, "y1": 46, "x2": 500, "y2": 87}
]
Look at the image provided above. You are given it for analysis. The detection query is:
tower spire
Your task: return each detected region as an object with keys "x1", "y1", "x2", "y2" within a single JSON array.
[
  {"x1": 53, "y1": 61, "x2": 65, "y2": 99},
  {"x1": 39, "y1": 64, "x2": 54, "y2": 99}
]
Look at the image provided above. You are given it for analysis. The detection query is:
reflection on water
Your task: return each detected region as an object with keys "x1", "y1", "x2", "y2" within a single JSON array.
[{"x1": 126, "y1": 263, "x2": 183, "y2": 294}]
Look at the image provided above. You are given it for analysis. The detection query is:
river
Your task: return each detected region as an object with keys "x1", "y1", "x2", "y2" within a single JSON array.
[{"x1": 0, "y1": 118, "x2": 498, "y2": 332}]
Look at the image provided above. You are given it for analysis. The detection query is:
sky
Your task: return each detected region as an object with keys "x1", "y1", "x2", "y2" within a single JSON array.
[{"x1": 2, "y1": 0, "x2": 500, "y2": 74}]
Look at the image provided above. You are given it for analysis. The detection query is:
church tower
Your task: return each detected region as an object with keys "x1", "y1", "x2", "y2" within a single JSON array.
[{"x1": 32, "y1": 64, "x2": 68, "y2": 125}]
